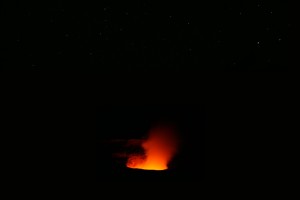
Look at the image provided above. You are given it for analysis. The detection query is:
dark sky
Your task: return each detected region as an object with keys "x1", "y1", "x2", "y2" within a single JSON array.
[
  {"x1": 2, "y1": 1, "x2": 289, "y2": 184},
  {"x1": 3, "y1": 1, "x2": 290, "y2": 71}
]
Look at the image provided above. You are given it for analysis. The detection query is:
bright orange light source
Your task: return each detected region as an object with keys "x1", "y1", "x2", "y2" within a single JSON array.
[{"x1": 126, "y1": 125, "x2": 178, "y2": 171}]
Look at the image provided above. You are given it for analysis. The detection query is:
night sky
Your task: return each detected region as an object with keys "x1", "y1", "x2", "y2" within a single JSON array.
[
  {"x1": 3, "y1": 1, "x2": 290, "y2": 185},
  {"x1": 3, "y1": 1, "x2": 290, "y2": 71}
]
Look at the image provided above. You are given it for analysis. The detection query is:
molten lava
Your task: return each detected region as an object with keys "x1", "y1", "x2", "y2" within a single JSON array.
[{"x1": 126, "y1": 125, "x2": 178, "y2": 170}]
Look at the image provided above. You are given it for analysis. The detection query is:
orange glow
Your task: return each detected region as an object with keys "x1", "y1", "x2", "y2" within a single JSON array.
[{"x1": 126, "y1": 125, "x2": 178, "y2": 170}]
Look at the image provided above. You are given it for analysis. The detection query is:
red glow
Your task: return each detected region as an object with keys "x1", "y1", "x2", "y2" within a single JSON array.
[{"x1": 126, "y1": 125, "x2": 178, "y2": 170}]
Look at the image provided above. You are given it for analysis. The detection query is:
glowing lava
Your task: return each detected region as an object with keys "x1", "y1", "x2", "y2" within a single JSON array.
[{"x1": 126, "y1": 125, "x2": 178, "y2": 170}]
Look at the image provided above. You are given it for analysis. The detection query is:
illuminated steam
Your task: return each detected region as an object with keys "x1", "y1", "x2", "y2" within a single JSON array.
[{"x1": 126, "y1": 125, "x2": 179, "y2": 170}]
